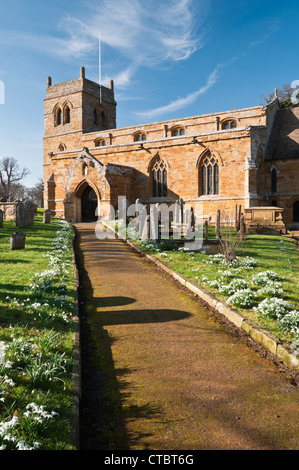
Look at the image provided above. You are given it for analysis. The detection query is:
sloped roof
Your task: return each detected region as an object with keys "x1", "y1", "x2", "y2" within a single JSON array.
[{"x1": 265, "y1": 107, "x2": 299, "y2": 160}]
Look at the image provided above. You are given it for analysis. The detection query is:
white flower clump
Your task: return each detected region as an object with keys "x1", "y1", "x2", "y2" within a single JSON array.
[
  {"x1": 278, "y1": 311, "x2": 299, "y2": 336},
  {"x1": 0, "y1": 403, "x2": 58, "y2": 450},
  {"x1": 252, "y1": 271, "x2": 283, "y2": 287},
  {"x1": 254, "y1": 297, "x2": 292, "y2": 319},
  {"x1": 227, "y1": 289, "x2": 255, "y2": 309}
]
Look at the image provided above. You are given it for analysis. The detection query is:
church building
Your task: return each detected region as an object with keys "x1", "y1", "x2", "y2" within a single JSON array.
[{"x1": 43, "y1": 67, "x2": 299, "y2": 229}]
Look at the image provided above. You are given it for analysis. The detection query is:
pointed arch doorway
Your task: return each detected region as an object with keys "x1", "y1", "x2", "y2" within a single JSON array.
[
  {"x1": 81, "y1": 186, "x2": 98, "y2": 222},
  {"x1": 74, "y1": 180, "x2": 100, "y2": 222}
]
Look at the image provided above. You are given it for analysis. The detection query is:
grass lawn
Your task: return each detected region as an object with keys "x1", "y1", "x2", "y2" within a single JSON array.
[
  {"x1": 0, "y1": 210, "x2": 76, "y2": 450},
  {"x1": 111, "y1": 221, "x2": 299, "y2": 346}
]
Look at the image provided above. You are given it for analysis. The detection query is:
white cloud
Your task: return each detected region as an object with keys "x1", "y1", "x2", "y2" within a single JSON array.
[
  {"x1": 134, "y1": 64, "x2": 220, "y2": 119},
  {"x1": 0, "y1": 0, "x2": 206, "y2": 87}
]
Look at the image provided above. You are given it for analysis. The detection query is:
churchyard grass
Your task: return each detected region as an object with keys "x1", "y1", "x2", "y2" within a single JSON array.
[
  {"x1": 131, "y1": 230, "x2": 299, "y2": 345},
  {"x1": 0, "y1": 210, "x2": 76, "y2": 450}
]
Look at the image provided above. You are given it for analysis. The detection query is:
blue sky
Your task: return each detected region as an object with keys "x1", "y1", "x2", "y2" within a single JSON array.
[{"x1": 0, "y1": 0, "x2": 298, "y2": 187}]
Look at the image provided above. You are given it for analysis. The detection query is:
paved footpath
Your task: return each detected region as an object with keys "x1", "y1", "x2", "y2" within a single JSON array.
[{"x1": 75, "y1": 222, "x2": 299, "y2": 451}]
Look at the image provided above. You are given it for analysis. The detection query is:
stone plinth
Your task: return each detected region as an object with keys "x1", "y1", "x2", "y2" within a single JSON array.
[{"x1": 244, "y1": 206, "x2": 286, "y2": 234}]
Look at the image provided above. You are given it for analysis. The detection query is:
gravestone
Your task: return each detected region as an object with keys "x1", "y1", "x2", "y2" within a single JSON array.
[
  {"x1": 43, "y1": 209, "x2": 52, "y2": 224},
  {"x1": 141, "y1": 215, "x2": 150, "y2": 241},
  {"x1": 205, "y1": 220, "x2": 209, "y2": 242},
  {"x1": 14, "y1": 201, "x2": 30, "y2": 228},
  {"x1": 10, "y1": 231, "x2": 26, "y2": 251},
  {"x1": 240, "y1": 213, "x2": 245, "y2": 240},
  {"x1": 0, "y1": 209, "x2": 3, "y2": 228},
  {"x1": 25, "y1": 200, "x2": 36, "y2": 225}
]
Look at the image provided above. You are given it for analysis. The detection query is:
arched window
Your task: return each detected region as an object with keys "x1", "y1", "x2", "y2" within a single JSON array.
[
  {"x1": 100, "y1": 112, "x2": 105, "y2": 129},
  {"x1": 64, "y1": 105, "x2": 71, "y2": 124},
  {"x1": 95, "y1": 139, "x2": 106, "y2": 147},
  {"x1": 58, "y1": 143, "x2": 66, "y2": 151},
  {"x1": 200, "y1": 153, "x2": 219, "y2": 196},
  {"x1": 222, "y1": 119, "x2": 237, "y2": 130},
  {"x1": 271, "y1": 168, "x2": 277, "y2": 193},
  {"x1": 55, "y1": 107, "x2": 62, "y2": 126},
  {"x1": 134, "y1": 133, "x2": 147, "y2": 142},
  {"x1": 93, "y1": 108, "x2": 98, "y2": 125},
  {"x1": 152, "y1": 157, "x2": 168, "y2": 197},
  {"x1": 171, "y1": 127, "x2": 185, "y2": 136},
  {"x1": 82, "y1": 163, "x2": 88, "y2": 176}
]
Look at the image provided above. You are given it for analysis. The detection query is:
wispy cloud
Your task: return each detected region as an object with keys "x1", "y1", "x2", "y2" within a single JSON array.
[
  {"x1": 135, "y1": 22, "x2": 280, "y2": 120},
  {"x1": 135, "y1": 66, "x2": 220, "y2": 119},
  {"x1": 0, "y1": 0, "x2": 207, "y2": 89}
]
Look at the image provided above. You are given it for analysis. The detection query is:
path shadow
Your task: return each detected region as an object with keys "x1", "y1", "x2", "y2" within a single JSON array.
[
  {"x1": 74, "y1": 227, "x2": 166, "y2": 450},
  {"x1": 95, "y1": 308, "x2": 191, "y2": 326}
]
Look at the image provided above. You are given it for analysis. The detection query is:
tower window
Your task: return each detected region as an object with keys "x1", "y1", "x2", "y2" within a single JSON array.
[
  {"x1": 152, "y1": 157, "x2": 168, "y2": 197},
  {"x1": 93, "y1": 108, "x2": 98, "y2": 125},
  {"x1": 100, "y1": 112, "x2": 105, "y2": 129},
  {"x1": 65, "y1": 106, "x2": 71, "y2": 124},
  {"x1": 200, "y1": 153, "x2": 219, "y2": 196},
  {"x1": 55, "y1": 107, "x2": 62, "y2": 126}
]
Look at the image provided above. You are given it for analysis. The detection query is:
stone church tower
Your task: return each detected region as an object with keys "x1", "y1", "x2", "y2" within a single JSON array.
[{"x1": 43, "y1": 67, "x2": 117, "y2": 221}]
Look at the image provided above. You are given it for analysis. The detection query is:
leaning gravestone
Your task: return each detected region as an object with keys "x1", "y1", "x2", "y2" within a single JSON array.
[
  {"x1": 43, "y1": 209, "x2": 51, "y2": 224},
  {"x1": 10, "y1": 231, "x2": 26, "y2": 251},
  {"x1": 0, "y1": 209, "x2": 3, "y2": 228}
]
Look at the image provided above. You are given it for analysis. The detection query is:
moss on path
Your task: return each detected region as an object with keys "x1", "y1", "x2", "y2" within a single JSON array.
[{"x1": 75, "y1": 223, "x2": 299, "y2": 450}]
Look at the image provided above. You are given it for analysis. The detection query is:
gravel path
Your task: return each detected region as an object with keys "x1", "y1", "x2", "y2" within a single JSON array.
[{"x1": 75, "y1": 222, "x2": 299, "y2": 450}]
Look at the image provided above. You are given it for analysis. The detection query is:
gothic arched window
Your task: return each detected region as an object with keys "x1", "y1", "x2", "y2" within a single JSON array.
[
  {"x1": 55, "y1": 107, "x2": 62, "y2": 126},
  {"x1": 65, "y1": 106, "x2": 71, "y2": 124},
  {"x1": 200, "y1": 153, "x2": 219, "y2": 196},
  {"x1": 93, "y1": 108, "x2": 99, "y2": 125},
  {"x1": 152, "y1": 157, "x2": 168, "y2": 197},
  {"x1": 100, "y1": 111, "x2": 105, "y2": 129}
]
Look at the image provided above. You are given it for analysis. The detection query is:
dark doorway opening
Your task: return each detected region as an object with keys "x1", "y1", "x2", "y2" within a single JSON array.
[
  {"x1": 293, "y1": 201, "x2": 299, "y2": 223},
  {"x1": 81, "y1": 186, "x2": 98, "y2": 222}
]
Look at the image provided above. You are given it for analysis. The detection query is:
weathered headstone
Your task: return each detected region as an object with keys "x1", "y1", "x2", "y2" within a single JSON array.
[
  {"x1": 150, "y1": 204, "x2": 160, "y2": 244},
  {"x1": 25, "y1": 201, "x2": 36, "y2": 225},
  {"x1": 141, "y1": 215, "x2": 150, "y2": 241},
  {"x1": 240, "y1": 213, "x2": 245, "y2": 240},
  {"x1": 10, "y1": 231, "x2": 26, "y2": 251},
  {"x1": 205, "y1": 220, "x2": 209, "y2": 242},
  {"x1": 0, "y1": 209, "x2": 3, "y2": 228},
  {"x1": 43, "y1": 209, "x2": 52, "y2": 224},
  {"x1": 14, "y1": 201, "x2": 30, "y2": 228}
]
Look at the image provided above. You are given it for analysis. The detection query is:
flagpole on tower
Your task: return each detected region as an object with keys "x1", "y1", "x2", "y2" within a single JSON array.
[{"x1": 99, "y1": 30, "x2": 102, "y2": 103}]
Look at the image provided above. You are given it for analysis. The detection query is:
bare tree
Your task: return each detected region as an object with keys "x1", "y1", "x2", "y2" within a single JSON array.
[
  {"x1": 27, "y1": 178, "x2": 44, "y2": 207},
  {"x1": 0, "y1": 157, "x2": 29, "y2": 200},
  {"x1": 261, "y1": 84, "x2": 299, "y2": 109},
  {"x1": 217, "y1": 209, "x2": 245, "y2": 264}
]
